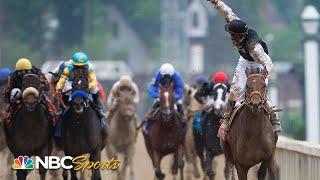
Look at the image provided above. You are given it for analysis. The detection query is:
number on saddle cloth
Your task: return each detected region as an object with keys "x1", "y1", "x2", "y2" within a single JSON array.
[{"x1": 22, "y1": 74, "x2": 41, "y2": 91}]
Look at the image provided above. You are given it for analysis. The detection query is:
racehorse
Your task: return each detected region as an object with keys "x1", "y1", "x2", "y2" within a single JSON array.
[
  {"x1": 183, "y1": 85, "x2": 201, "y2": 179},
  {"x1": 4, "y1": 74, "x2": 54, "y2": 180},
  {"x1": 221, "y1": 69, "x2": 278, "y2": 180},
  {"x1": 0, "y1": 83, "x2": 14, "y2": 180},
  {"x1": 193, "y1": 83, "x2": 233, "y2": 180},
  {"x1": 106, "y1": 88, "x2": 138, "y2": 180},
  {"x1": 60, "y1": 76, "x2": 107, "y2": 180},
  {"x1": 143, "y1": 83, "x2": 186, "y2": 180}
]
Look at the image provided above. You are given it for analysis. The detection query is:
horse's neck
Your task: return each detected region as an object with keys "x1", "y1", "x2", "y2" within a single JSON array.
[
  {"x1": 113, "y1": 111, "x2": 134, "y2": 128},
  {"x1": 158, "y1": 115, "x2": 179, "y2": 130},
  {"x1": 241, "y1": 105, "x2": 267, "y2": 133}
]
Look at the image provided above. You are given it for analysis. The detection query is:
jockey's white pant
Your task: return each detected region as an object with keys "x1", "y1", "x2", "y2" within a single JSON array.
[
  {"x1": 62, "y1": 80, "x2": 99, "y2": 95},
  {"x1": 230, "y1": 56, "x2": 269, "y2": 102}
]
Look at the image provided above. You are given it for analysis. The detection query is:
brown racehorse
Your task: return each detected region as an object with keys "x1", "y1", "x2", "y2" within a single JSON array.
[
  {"x1": 143, "y1": 83, "x2": 186, "y2": 180},
  {"x1": 221, "y1": 71, "x2": 278, "y2": 180}
]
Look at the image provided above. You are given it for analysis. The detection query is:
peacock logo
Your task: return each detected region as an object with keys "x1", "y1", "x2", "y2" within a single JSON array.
[{"x1": 12, "y1": 155, "x2": 34, "y2": 169}]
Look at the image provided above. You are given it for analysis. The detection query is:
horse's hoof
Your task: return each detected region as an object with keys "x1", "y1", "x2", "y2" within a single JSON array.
[
  {"x1": 155, "y1": 169, "x2": 165, "y2": 179},
  {"x1": 172, "y1": 167, "x2": 178, "y2": 175}
]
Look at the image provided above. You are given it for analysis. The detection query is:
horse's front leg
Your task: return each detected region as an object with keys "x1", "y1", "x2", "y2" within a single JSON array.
[
  {"x1": 38, "y1": 155, "x2": 48, "y2": 180},
  {"x1": 224, "y1": 159, "x2": 234, "y2": 180},
  {"x1": 194, "y1": 134, "x2": 205, "y2": 173},
  {"x1": 177, "y1": 146, "x2": 185, "y2": 180},
  {"x1": 152, "y1": 150, "x2": 165, "y2": 180},
  {"x1": 258, "y1": 152, "x2": 279, "y2": 180},
  {"x1": 205, "y1": 150, "x2": 215, "y2": 180},
  {"x1": 90, "y1": 149, "x2": 102, "y2": 180}
]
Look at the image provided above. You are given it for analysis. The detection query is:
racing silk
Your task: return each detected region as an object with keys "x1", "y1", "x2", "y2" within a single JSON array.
[
  {"x1": 55, "y1": 60, "x2": 97, "y2": 91},
  {"x1": 194, "y1": 82, "x2": 214, "y2": 105},
  {"x1": 195, "y1": 82, "x2": 231, "y2": 104},
  {"x1": 107, "y1": 80, "x2": 139, "y2": 107},
  {"x1": 149, "y1": 70, "x2": 184, "y2": 101},
  {"x1": 213, "y1": 1, "x2": 273, "y2": 72},
  {"x1": 4, "y1": 66, "x2": 49, "y2": 103}
]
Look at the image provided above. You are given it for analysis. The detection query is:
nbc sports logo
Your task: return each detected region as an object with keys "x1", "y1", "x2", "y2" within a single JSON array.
[
  {"x1": 12, "y1": 155, "x2": 73, "y2": 170},
  {"x1": 12, "y1": 156, "x2": 34, "y2": 170}
]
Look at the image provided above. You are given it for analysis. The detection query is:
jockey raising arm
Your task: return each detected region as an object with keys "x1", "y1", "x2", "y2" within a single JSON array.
[
  {"x1": 55, "y1": 52, "x2": 105, "y2": 119},
  {"x1": 207, "y1": 0, "x2": 281, "y2": 140}
]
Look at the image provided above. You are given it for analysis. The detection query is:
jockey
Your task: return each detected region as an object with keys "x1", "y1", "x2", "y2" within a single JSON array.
[
  {"x1": 0, "y1": 68, "x2": 11, "y2": 87},
  {"x1": 145, "y1": 63, "x2": 185, "y2": 126},
  {"x1": 194, "y1": 71, "x2": 229, "y2": 106},
  {"x1": 106, "y1": 75, "x2": 139, "y2": 123},
  {"x1": 55, "y1": 52, "x2": 105, "y2": 120},
  {"x1": 3, "y1": 58, "x2": 55, "y2": 122},
  {"x1": 207, "y1": 0, "x2": 282, "y2": 140},
  {"x1": 191, "y1": 75, "x2": 209, "y2": 89}
]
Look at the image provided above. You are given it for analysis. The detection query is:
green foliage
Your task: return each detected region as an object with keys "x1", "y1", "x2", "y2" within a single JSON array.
[
  {"x1": 268, "y1": 25, "x2": 303, "y2": 64},
  {"x1": 1, "y1": 37, "x2": 45, "y2": 68},
  {"x1": 111, "y1": 0, "x2": 160, "y2": 47},
  {"x1": 282, "y1": 112, "x2": 305, "y2": 140}
]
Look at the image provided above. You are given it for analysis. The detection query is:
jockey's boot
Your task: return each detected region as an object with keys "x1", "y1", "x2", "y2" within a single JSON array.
[
  {"x1": 139, "y1": 100, "x2": 160, "y2": 130},
  {"x1": 265, "y1": 101, "x2": 282, "y2": 133},
  {"x1": 177, "y1": 103, "x2": 187, "y2": 129},
  {"x1": 92, "y1": 93, "x2": 106, "y2": 120},
  {"x1": 217, "y1": 100, "x2": 235, "y2": 141}
]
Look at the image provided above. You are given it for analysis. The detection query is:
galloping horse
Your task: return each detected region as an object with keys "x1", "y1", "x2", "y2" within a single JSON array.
[
  {"x1": 60, "y1": 76, "x2": 107, "y2": 180},
  {"x1": 106, "y1": 88, "x2": 138, "y2": 180},
  {"x1": 143, "y1": 83, "x2": 186, "y2": 180},
  {"x1": 183, "y1": 85, "x2": 201, "y2": 179},
  {"x1": 4, "y1": 74, "x2": 54, "y2": 180},
  {"x1": 221, "y1": 69, "x2": 278, "y2": 180},
  {"x1": 193, "y1": 83, "x2": 233, "y2": 180}
]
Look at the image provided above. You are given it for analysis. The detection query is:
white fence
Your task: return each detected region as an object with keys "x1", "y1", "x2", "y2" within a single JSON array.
[{"x1": 276, "y1": 136, "x2": 320, "y2": 180}]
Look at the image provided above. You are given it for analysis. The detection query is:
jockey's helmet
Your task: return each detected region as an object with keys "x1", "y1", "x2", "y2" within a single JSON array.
[
  {"x1": 225, "y1": 20, "x2": 248, "y2": 35},
  {"x1": 15, "y1": 58, "x2": 32, "y2": 71},
  {"x1": 160, "y1": 63, "x2": 174, "y2": 76},
  {"x1": 119, "y1": 75, "x2": 132, "y2": 87},
  {"x1": 193, "y1": 75, "x2": 209, "y2": 87},
  {"x1": 212, "y1": 71, "x2": 228, "y2": 84},
  {"x1": 72, "y1": 52, "x2": 89, "y2": 66}
]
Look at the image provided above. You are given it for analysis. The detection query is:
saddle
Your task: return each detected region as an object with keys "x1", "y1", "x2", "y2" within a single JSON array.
[{"x1": 226, "y1": 102, "x2": 281, "y2": 129}]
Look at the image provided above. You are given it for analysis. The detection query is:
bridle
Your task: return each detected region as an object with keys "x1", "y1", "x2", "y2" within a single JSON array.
[
  {"x1": 161, "y1": 91, "x2": 173, "y2": 117},
  {"x1": 244, "y1": 74, "x2": 267, "y2": 106}
]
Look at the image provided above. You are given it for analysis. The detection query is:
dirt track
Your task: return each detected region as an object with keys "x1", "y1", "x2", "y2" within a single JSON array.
[{"x1": 0, "y1": 133, "x2": 259, "y2": 180}]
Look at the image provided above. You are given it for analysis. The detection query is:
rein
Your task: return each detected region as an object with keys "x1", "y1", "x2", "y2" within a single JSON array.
[{"x1": 244, "y1": 74, "x2": 267, "y2": 106}]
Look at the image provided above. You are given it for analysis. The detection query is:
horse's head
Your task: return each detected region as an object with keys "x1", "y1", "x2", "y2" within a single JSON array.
[
  {"x1": 212, "y1": 83, "x2": 228, "y2": 115},
  {"x1": 22, "y1": 87, "x2": 40, "y2": 111},
  {"x1": 159, "y1": 83, "x2": 174, "y2": 120},
  {"x1": 70, "y1": 90, "x2": 90, "y2": 114},
  {"x1": 245, "y1": 69, "x2": 267, "y2": 110},
  {"x1": 118, "y1": 89, "x2": 135, "y2": 118},
  {"x1": 22, "y1": 74, "x2": 41, "y2": 111}
]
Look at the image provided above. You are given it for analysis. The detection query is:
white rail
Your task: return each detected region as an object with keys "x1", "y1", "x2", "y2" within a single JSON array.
[{"x1": 276, "y1": 136, "x2": 320, "y2": 180}]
